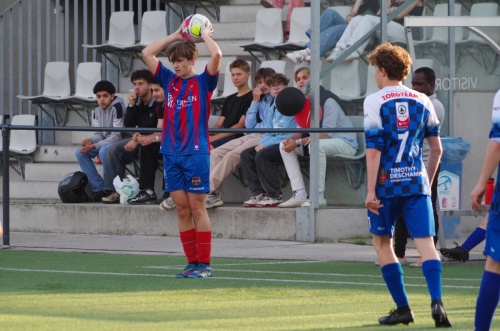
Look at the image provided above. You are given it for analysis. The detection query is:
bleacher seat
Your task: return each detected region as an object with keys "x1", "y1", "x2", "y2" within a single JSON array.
[
  {"x1": 327, "y1": 115, "x2": 366, "y2": 189},
  {"x1": 329, "y1": 60, "x2": 361, "y2": 101},
  {"x1": 8, "y1": 114, "x2": 37, "y2": 179},
  {"x1": 238, "y1": 8, "x2": 283, "y2": 62},
  {"x1": 18, "y1": 62, "x2": 71, "y2": 102},
  {"x1": 259, "y1": 60, "x2": 287, "y2": 74},
  {"x1": 137, "y1": 11, "x2": 167, "y2": 47},
  {"x1": 274, "y1": 7, "x2": 311, "y2": 52}
]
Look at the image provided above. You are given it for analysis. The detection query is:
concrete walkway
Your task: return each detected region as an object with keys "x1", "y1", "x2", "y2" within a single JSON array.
[{"x1": 4, "y1": 232, "x2": 385, "y2": 262}]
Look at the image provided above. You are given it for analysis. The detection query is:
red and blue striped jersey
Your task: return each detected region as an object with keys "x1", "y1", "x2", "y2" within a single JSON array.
[{"x1": 154, "y1": 61, "x2": 219, "y2": 155}]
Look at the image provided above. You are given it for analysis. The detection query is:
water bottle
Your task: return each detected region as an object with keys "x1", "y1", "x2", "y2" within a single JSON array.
[{"x1": 485, "y1": 178, "x2": 494, "y2": 205}]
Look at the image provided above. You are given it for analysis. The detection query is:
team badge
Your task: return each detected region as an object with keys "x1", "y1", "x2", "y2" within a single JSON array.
[
  {"x1": 192, "y1": 177, "x2": 201, "y2": 186},
  {"x1": 396, "y1": 102, "x2": 409, "y2": 130},
  {"x1": 377, "y1": 168, "x2": 389, "y2": 184}
]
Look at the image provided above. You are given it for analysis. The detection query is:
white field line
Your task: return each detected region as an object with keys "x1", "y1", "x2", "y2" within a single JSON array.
[{"x1": 0, "y1": 267, "x2": 480, "y2": 289}]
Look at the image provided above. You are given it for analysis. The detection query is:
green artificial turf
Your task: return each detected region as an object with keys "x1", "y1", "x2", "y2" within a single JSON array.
[{"x1": 0, "y1": 250, "x2": 491, "y2": 330}]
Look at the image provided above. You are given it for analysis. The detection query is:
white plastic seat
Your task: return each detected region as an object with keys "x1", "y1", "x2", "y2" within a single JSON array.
[
  {"x1": 331, "y1": 6, "x2": 351, "y2": 20},
  {"x1": 9, "y1": 114, "x2": 37, "y2": 179},
  {"x1": 137, "y1": 11, "x2": 168, "y2": 46},
  {"x1": 275, "y1": 7, "x2": 311, "y2": 51},
  {"x1": 415, "y1": 4, "x2": 464, "y2": 46},
  {"x1": 17, "y1": 62, "x2": 71, "y2": 102},
  {"x1": 83, "y1": 11, "x2": 135, "y2": 49},
  {"x1": 72, "y1": 62, "x2": 102, "y2": 100},
  {"x1": 259, "y1": 60, "x2": 287, "y2": 74},
  {"x1": 329, "y1": 60, "x2": 361, "y2": 100},
  {"x1": 238, "y1": 8, "x2": 283, "y2": 60}
]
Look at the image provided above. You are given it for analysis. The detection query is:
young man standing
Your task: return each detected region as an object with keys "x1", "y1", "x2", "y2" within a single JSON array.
[
  {"x1": 209, "y1": 59, "x2": 253, "y2": 149},
  {"x1": 470, "y1": 89, "x2": 500, "y2": 331},
  {"x1": 205, "y1": 67, "x2": 275, "y2": 208},
  {"x1": 75, "y1": 80, "x2": 125, "y2": 202},
  {"x1": 364, "y1": 43, "x2": 451, "y2": 327},
  {"x1": 142, "y1": 21, "x2": 221, "y2": 278}
]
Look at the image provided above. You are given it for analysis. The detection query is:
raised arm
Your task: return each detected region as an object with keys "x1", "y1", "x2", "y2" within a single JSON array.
[
  {"x1": 142, "y1": 26, "x2": 184, "y2": 74},
  {"x1": 200, "y1": 24, "x2": 222, "y2": 76}
]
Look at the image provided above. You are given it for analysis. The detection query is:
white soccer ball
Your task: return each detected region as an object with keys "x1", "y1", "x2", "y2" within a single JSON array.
[{"x1": 181, "y1": 14, "x2": 211, "y2": 43}]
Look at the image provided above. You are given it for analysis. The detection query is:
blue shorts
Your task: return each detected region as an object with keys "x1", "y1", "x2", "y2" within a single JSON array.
[
  {"x1": 485, "y1": 212, "x2": 500, "y2": 262},
  {"x1": 163, "y1": 154, "x2": 210, "y2": 193},
  {"x1": 368, "y1": 195, "x2": 435, "y2": 238}
]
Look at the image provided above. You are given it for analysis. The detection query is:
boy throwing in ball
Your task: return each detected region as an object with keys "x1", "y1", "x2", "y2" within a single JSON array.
[
  {"x1": 142, "y1": 18, "x2": 221, "y2": 278},
  {"x1": 364, "y1": 43, "x2": 451, "y2": 327}
]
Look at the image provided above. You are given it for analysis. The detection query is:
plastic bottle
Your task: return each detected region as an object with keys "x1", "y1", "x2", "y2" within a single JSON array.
[{"x1": 485, "y1": 178, "x2": 495, "y2": 205}]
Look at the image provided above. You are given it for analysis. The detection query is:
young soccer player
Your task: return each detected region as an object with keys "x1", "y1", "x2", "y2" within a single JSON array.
[
  {"x1": 142, "y1": 20, "x2": 222, "y2": 278},
  {"x1": 470, "y1": 89, "x2": 500, "y2": 331},
  {"x1": 364, "y1": 43, "x2": 451, "y2": 327}
]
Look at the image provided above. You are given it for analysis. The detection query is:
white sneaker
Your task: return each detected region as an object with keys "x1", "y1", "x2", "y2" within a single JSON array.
[
  {"x1": 243, "y1": 193, "x2": 264, "y2": 207},
  {"x1": 286, "y1": 48, "x2": 310, "y2": 64},
  {"x1": 159, "y1": 197, "x2": 176, "y2": 211},
  {"x1": 278, "y1": 195, "x2": 309, "y2": 208},
  {"x1": 325, "y1": 48, "x2": 344, "y2": 63},
  {"x1": 256, "y1": 195, "x2": 283, "y2": 207},
  {"x1": 206, "y1": 192, "x2": 223, "y2": 209}
]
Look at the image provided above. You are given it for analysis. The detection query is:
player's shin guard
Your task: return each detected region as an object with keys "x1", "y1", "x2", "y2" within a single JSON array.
[
  {"x1": 475, "y1": 270, "x2": 500, "y2": 331},
  {"x1": 422, "y1": 259, "x2": 442, "y2": 302},
  {"x1": 180, "y1": 228, "x2": 198, "y2": 264},
  {"x1": 381, "y1": 263, "x2": 409, "y2": 308}
]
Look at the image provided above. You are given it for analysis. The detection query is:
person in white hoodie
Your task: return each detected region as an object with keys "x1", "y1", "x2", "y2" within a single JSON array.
[{"x1": 75, "y1": 80, "x2": 125, "y2": 202}]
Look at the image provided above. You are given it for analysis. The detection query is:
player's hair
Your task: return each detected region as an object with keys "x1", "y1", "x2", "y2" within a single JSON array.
[
  {"x1": 266, "y1": 73, "x2": 290, "y2": 87},
  {"x1": 294, "y1": 67, "x2": 310, "y2": 82},
  {"x1": 166, "y1": 40, "x2": 198, "y2": 62},
  {"x1": 254, "y1": 67, "x2": 276, "y2": 83},
  {"x1": 229, "y1": 59, "x2": 250, "y2": 73},
  {"x1": 367, "y1": 43, "x2": 412, "y2": 81},
  {"x1": 130, "y1": 69, "x2": 153, "y2": 84},
  {"x1": 414, "y1": 67, "x2": 436, "y2": 84},
  {"x1": 93, "y1": 80, "x2": 116, "y2": 95},
  {"x1": 149, "y1": 75, "x2": 160, "y2": 85}
]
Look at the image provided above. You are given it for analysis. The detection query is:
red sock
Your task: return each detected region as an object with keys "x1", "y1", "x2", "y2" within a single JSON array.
[
  {"x1": 196, "y1": 231, "x2": 212, "y2": 264},
  {"x1": 179, "y1": 228, "x2": 197, "y2": 264}
]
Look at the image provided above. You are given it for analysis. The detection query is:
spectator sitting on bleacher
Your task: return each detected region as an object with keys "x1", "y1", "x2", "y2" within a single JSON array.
[
  {"x1": 279, "y1": 67, "x2": 358, "y2": 207},
  {"x1": 240, "y1": 73, "x2": 297, "y2": 207},
  {"x1": 326, "y1": 0, "x2": 424, "y2": 62},
  {"x1": 286, "y1": 0, "x2": 380, "y2": 64},
  {"x1": 100, "y1": 70, "x2": 160, "y2": 204},
  {"x1": 205, "y1": 67, "x2": 276, "y2": 208},
  {"x1": 260, "y1": 0, "x2": 304, "y2": 40},
  {"x1": 209, "y1": 59, "x2": 253, "y2": 149},
  {"x1": 75, "y1": 80, "x2": 125, "y2": 202}
]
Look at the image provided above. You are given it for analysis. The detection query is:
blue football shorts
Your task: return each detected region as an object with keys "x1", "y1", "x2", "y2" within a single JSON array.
[
  {"x1": 485, "y1": 212, "x2": 500, "y2": 262},
  {"x1": 367, "y1": 195, "x2": 435, "y2": 238},
  {"x1": 162, "y1": 154, "x2": 210, "y2": 193}
]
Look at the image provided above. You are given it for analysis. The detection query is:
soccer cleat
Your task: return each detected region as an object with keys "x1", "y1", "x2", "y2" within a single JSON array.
[
  {"x1": 159, "y1": 197, "x2": 176, "y2": 211},
  {"x1": 325, "y1": 47, "x2": 344, "y2": 63},
  {"x1": 431, "y1": 301, "x2": 452, "y2": 328},
  {"x1": 102, "y1": 191, "x2": 120, "y2": 204},
  {"x1": 286, "y1": 48, "x2": 311, "y2": 64},
  {"x1": 206, "y1": 192, "x2": 223, "y2": 209},
  {"x1": 278, "y1": 194, "x2": 309, "y2": 208},
  {"x1": 243, "y1": 193, "x2": 265, "y2": 207},
  {"x1": 127, "y1": 190, "x2": 157, "y2": 205},
  {"x1": 440, "y1": 242, "x2": 469, "y2": 262},
  {"x1": 187, "y1": 263, "x2": 212, "y2": 278},
  {"x1": 378, "y1": 309, "x2": 414, "y2": 325},
  {"x1": 176, "y1": 263, "x2": 198, "y2": 278},
  {"x1": 256, "y1": 195, "x2": 283, "y2": 207}
]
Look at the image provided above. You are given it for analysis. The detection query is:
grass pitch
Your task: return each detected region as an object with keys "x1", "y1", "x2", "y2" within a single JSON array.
[{"x1": 0, "y1": 250, "x2": 492, "y2": 330}]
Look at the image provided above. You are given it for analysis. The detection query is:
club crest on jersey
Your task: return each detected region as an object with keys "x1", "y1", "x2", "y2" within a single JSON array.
[
  {"x1": 377, "y1": 168, "x2": 389, "y2": 185},
  {"x1": 396, "y1": 102, "x2": 409, "y2": 130},
  {"x1": 192, "y1": 177, "x2": 201, "y2": 186}
]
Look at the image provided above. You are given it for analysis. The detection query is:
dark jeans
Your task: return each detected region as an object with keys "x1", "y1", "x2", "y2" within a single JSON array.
[
  {"x1": 240, "y1": 144, "x2": 283, "y2": 198},
  {"x1": 138, "y1": 142, "x2": 161, "y2": 190},
  {"x1": 394, "y1": 164, "x2": 440, "y2": 258}
]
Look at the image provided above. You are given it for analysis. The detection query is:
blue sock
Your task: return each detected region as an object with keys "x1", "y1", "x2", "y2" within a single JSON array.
[
  {"x1": 475, "y1": 270, "x2": 500, "y2": 331},
  {"x1": 422, "y1": 259, "x2": 442, "y2": 302},
  {"x1": 461, "y1": 227, "x2": 486, "y2": 251},
  {"x1": 381, "y1": 263, "x2": 409, "y2": 308}
]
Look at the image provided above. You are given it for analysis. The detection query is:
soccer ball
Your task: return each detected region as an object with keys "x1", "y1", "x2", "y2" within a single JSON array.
[{"x1": 181, "y1": 14, "x2": 211, "y2": 43}]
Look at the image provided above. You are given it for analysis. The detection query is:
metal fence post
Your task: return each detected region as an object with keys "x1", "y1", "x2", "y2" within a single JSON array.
[{"x1": 2, "y1": 125, "x2": 10, "y2": 248}]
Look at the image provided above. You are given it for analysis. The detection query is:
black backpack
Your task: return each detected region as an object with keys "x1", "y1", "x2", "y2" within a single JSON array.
[{"x1": 58, "y1": 171, "x2": 91, "y2": 203}]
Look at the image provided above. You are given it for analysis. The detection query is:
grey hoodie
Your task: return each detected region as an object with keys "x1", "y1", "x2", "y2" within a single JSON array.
[{"x1": 90, "y1": 96, "x2": 126, "y2": 150}]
